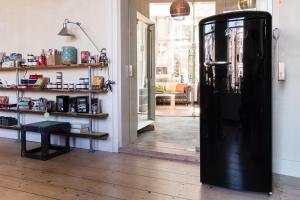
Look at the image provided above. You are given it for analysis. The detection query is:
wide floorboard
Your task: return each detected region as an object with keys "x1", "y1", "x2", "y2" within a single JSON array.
[{"x1": 0, "y1": 138, "x2": 299, "y2": 200}]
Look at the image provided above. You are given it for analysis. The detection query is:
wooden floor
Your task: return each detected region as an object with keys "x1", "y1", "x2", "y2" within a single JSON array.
[{"x1": 0, "y1": 138, "x2": 299, "y2": 200}]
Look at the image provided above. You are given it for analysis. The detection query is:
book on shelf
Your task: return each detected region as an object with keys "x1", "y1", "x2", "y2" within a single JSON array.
[
  {"x1": 71, "y1": 123, "x2": 89, "y2": 129},
  {"x1": 71, "y1": 128, "x2": 89, "y2": 134}
]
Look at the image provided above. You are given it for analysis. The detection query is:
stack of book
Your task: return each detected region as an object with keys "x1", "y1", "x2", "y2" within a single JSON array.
[
  {"x1": 71, "y1": 123, "x2": 89, "y2": 134},
  {"x1": 18, "y1": 97, "x2": 32, "y2": 110}
]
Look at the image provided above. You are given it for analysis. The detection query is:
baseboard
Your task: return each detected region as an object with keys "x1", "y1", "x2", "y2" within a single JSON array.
[
  {"x1": 119, "y1": 146, "x2": 200, "y2": 163},
  {"x1": 273, "y1": 159, "x2": 300, "y2": 178}
]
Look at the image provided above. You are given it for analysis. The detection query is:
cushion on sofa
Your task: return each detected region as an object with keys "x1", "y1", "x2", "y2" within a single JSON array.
[
  {"x1": 155, "y1": 82, "x2": 165, "y2": 93},
  {"x1": 165, "y1": 82, "x2": 177, "y2": 93},
  {"x1": 176, "y1": 83, "x2": 186, "y2": 93}
]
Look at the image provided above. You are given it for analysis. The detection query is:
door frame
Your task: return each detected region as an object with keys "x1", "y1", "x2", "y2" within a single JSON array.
[
  {"x1": 128, "y1": 4, "x2": 156, "y2": 144},
  {"x1": 137, "y1": 12, "x2": 156, "y2": 122},
  {"x1": 118, "y1": 0, "x2": 145, "y2": 146}
]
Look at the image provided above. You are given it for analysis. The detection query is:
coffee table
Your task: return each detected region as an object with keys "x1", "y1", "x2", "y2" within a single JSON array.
[{"x1": 156, "y1": 93, "x2": 176, "y2": 109}]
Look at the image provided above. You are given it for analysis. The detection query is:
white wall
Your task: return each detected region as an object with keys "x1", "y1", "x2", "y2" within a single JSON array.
[
  {"x1": 269, "y1": 0, "x2": 300, "y2": 178},
  {"x1": 0, "y1": 0, "x2": 121, "y2": 152},
  {"x1": 257, "y1": 0, "x2": 300, "y2": 178}
]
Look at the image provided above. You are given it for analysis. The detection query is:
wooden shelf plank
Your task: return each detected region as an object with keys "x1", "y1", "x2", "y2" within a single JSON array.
[
  {"x1": 50, "y1": 112, "x2": 109, "y2": 119},
  {"x1": 0, "y1": 67, "x2": 17, "y2": 72},
  {"x1": 54, "y1": 132, "x2": 109, "y2": 140},
  {"x1": 0, "y1": 88, "x2": 107, "y2": 94},
  {"x1": 0, "y1": 125, "x2": 19, "y2": 130},
  {"x1": 0, "y1": 88, "x2": 17, "y2": 91},
  {"x1": 0, "y1": 125, "x2": 108, "y2": 140},
  {"x1": 0, "y1": 64, "x2": 108, "y2": 72},
  {"x1": 0, "y1": 109, "x2": 109, "y2": 119}
]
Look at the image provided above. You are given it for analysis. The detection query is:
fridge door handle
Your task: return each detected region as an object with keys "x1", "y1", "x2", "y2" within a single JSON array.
[{"x1": 204, "y1": 61, "x2": 231, "y2": 67}]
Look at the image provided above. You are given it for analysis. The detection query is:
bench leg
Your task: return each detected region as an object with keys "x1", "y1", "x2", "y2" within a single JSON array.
[
  {"x1": 65, "y1": 133, "x2": 70, "y2": 151},
  {"x1": 41, "y1": 133, "x2": 49, "y2": 161},
  {"x1": 21, "y1": 130, "x2": 26, "y2": 157}
]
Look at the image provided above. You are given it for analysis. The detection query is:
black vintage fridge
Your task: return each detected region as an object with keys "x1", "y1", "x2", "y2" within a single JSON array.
[{"x1": 199, "y1": 11, "x2": 272, "y2": 193}]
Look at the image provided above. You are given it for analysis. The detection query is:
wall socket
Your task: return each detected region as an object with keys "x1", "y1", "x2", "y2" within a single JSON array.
[{"x1": 278, "y1": 62, "x2": 285, "y2": 81}]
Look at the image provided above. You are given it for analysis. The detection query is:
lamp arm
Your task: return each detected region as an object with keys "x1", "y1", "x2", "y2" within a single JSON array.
[
  {"x1": 66, "y1": 19, "x2": 101, "y2": 54},
  {"x1": 76, "y1": 24, "x2": 102, "y2": 54}
]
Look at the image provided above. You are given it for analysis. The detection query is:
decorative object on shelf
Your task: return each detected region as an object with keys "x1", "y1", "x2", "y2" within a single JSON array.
[
  {"x1": 63, "y1": 84, "x2": 69, "y2": 89},
  {"x1": 69, "y1": 83, "x2": 75, "y2": 90},
  {"x1": 19, "y1": 74, "x2": 43, "y2": 89},
  {"x1": 47, "y1": 49, "x2": 61, "y2": 65},
  {"x1": 0, "y1": 79, "x2": 8, "y2": 88},
  {"x1": 99, "y1": 48, "x2": 109, "y2": 66},
  {"x1": 1, "y1": 53, "x2": 22, "y2": 68},
  {"x1": 70, "y1": 122, "x2": 89, "y2": 133},
  {"x1": 88, "y1": 56, "x2": 96, "y2": 64},
  {"x1": 61, "y1": 46, "x2": 77, "y2": 64},
  {"x1": 104, "y1": 80, "x2": 116, "y2": 92},
  {"x1": 56, "y1": 72, "x2": 63, "y2": 89},
  {"x1": 26, "y1": 54, "x2": 38, "y2": 66},
  {"x1": 92, "y1": 76, "x2": 104, "y2": 89},
  {"x1": 76, "y1": 96, "x2": 89, "y2": 113},
  {"x1": 81, "y1": 51, "x2": 90, "y2": 64},
  {"x1": 92, "y1": 98, "x2": 102, "y2": 114},
  {"x1": 238, "y1": 0, "x2": 256, "y2": 9},
  {"x1": 34, "y1": 77, "x2": 50, "y2": 89},
  {"x1": 56, "y1": 95, "x2": 69, "y2": 112},
  {"x1": 76, "y1": 84, "x2": 89, "y2": 89},
  {"x1": 79, "y1": 78, "x2": 89, "y2": 84},
  {"x1": 0, "y1": 116, "x2": 17, "y2": 127},
  {"x1": 170, "y1": 0, "x2": 190, "y2": 20},
  {"x1": 0, "y1": 103, "x2": 17, "y2": 109},
  {"x1": 75, "y1": 78, "x2": 88, "y2": 89},
  {"x1": 69, "y1": 97, "x2": 77, "y2": 113},
  {"x1": 31, "y1": 98, "x2": 49, "y2": 112},
  {"x1": 71, "y1": 122, "x2": 89, "y2": 134},
  {"x1": 18, "y1": 97, "x2": 32, "y2": 110},
  {"x1": 0, "y1": 96, "x2": 9, "y2": 105},
  {"x1": 37, "y1": 49, "x2": 47, "y2": 66},
  {"x1": 29, "y1": 74, "x2": 43, "y2": 80},
  {"x1": 0, "y1": 52, "x2": 5, "y2": 66}
]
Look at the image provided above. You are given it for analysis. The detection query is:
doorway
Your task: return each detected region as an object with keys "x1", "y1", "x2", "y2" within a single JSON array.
[{"x1": 124, "y1": 1, "x2": 215, "y2": 160}]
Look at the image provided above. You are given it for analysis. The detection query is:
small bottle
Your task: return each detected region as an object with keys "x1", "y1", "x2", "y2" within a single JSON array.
[{"x1": 38, "y1": 49, "x2": 47, "y2": 66}]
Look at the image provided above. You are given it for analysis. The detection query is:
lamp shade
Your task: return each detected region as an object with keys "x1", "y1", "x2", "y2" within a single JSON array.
[
  {"x1": 58, "y1": 23, "x2": 74, "y2": 37},
  {"x1": 170, "y1": 0, "x2": 190, "y2": 19},
  {"x1": 238, "y1": 0, "x2": 256, "y2": 9}
]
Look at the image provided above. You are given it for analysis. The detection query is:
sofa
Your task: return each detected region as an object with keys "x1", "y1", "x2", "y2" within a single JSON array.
[{"x1": 155, "y1": 82, "x2": 191, "y2": 105}]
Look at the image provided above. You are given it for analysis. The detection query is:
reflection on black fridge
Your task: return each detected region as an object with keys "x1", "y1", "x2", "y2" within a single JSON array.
[{"x1": 199, "y1": 11, "x2": 272, "y2": 193}]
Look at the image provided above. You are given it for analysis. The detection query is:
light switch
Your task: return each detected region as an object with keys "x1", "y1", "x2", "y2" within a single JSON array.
[
  {"x1": 278, "y1": 62, "x2": 285, "y2": 81},
  {"x1": 128, "y1": 65, "x2": 134, "y2": 77}
]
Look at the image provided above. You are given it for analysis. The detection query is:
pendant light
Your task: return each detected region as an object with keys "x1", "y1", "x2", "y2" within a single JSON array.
[
  {"x1": 170, "y1": 0, "x2": 190, "y2": 20},
  {"x1": 238, "y1": 0, "x2": 256, "y2": 10}
]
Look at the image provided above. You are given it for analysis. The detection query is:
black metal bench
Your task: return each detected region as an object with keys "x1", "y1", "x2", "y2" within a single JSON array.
[{"x1": 21, "y1": 121, "x2": 71, "y2": 161}]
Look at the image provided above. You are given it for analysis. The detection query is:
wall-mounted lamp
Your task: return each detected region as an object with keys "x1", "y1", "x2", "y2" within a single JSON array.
[{"x1": 58, "y1": 19, "x2": 101, "y2": 53}]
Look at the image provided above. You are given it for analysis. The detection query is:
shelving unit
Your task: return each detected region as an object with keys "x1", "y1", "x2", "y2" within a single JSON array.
[
  {"x1": 0, "y1": 63, "x2": 109, "y2": 152},
  {"x1": 0, "y1": 125, "x2": 19, "y2": 130}
]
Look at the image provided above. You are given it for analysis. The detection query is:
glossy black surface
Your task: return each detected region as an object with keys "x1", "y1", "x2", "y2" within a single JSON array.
[{"x1": 199, "y1": 11, "x2": 272, "y2": 193}]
